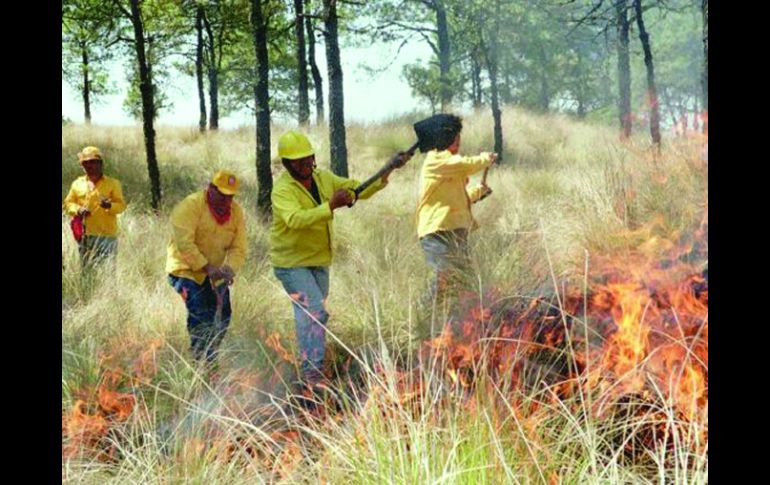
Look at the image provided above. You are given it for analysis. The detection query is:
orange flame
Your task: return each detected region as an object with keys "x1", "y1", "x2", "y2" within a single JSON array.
[
  {"x1": 600, "y1": 283, "x2": 650, "y2": 394},
  {"x1": 265, "y1": 332, "x2": 296, "y2": 364}
]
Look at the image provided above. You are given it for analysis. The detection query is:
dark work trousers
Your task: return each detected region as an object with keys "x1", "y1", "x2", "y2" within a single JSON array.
[{"x1": 168, "y1": 275, "x2": 232, "y2": 364}]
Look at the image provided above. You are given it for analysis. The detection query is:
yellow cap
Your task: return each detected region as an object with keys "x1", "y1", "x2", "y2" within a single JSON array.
[
  {"x1": 278, "y1": 131, "x2": 315, "y2": 160},
  {"x1": 212, "y1": 170, "x2": 239, "y2": 195},
  {"x1": 78, "y1": 146, "x2": 103, "y2": 162}
]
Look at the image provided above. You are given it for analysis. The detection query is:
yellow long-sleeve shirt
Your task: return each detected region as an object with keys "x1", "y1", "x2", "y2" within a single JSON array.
[
  {"x1": 416, "y1": 149, "x2": 493, "y2": 238},
  {"x1": 269, "y1": 169, "x2": 386, "y2": 268},
  {"x1": 63, "y1": 175, "x2": 127, "y2": 237},
  {"x1": 165, "y1": 191, "x2": 248, "y2": 284}
]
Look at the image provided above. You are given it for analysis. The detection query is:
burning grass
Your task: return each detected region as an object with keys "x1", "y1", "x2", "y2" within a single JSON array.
[
  {"x1": 62, "y1": 371, "x2": 136, "y2": 463},
  {"x1": 62, "y1": 109, "x2": 707, "y2": 482},
  {"x1": 63, "y1": 235, "x2": 706, "y2": 480}
]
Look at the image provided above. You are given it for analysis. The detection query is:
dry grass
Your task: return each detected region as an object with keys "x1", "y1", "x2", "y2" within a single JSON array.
[{"x1": 62, "y1": 106, "x2": 707, "y2": 483}]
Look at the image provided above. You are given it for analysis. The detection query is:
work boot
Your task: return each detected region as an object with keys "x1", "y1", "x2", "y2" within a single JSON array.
[
  {"x1": 287, "y1": 379, "x2": 319, "y2": 413},
  {"x1": 310, "y1": 381, "x2": 344, "y2": 413}
]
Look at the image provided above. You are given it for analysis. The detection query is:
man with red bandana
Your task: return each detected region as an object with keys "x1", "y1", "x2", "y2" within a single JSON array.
[{"x1": 166, "y1": 170, "x2": 248, "y2": 364}]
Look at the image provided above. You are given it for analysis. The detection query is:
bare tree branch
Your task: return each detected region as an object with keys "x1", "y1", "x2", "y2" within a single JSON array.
[
  {"x1": 417, "y1": 30, "x2": 438, "y2": 56},
  {"x1": 112, "y1": 0, "x2": 132, "y2": 19},
  {"x1": 566, "y1": 0, "x2": 614, "y2": 37}
]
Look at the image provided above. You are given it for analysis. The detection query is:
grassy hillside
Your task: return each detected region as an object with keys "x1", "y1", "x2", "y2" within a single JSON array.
[{"x1": 62, "y1": 107, "x2": 708, "y2": 483}]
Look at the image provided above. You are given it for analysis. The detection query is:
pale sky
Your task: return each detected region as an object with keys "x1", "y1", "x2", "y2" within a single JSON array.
[{"x1": 62, "y1": 40, "x2": 434, "y2": 128}]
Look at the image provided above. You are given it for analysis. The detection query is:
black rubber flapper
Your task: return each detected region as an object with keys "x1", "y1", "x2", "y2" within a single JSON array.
[
  {"x1": 353, "y1": 114, "x2": 459, "y2": 197},
  {"x1": 412, "y1": 113, "x2": 460, "y2": 152}
]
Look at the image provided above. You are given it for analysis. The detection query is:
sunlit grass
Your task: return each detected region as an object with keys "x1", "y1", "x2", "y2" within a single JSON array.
[{"x1": 62, "y1": 106, "x2": 707, "y2": 483}]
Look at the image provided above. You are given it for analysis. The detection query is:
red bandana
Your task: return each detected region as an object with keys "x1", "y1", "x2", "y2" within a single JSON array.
[{"x1": 206, "y1": 186, "x2": 232, "y2": 225}]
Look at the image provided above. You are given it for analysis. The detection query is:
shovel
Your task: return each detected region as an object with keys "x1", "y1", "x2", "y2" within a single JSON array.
[{"x1": 352, "y1": 114, "x2": 463, "y2": 198}]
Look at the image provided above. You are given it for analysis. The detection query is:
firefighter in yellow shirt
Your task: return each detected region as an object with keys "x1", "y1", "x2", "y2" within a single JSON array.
[
  {"x1": 63, "y1": 146, "x2": 127, "y2": 270},
  {"x1": 415, "y1": 114, "x2": 497, "y2": 319},
  {"x1": 166, "y1": 170, "x2": 248, "y2": 364},
  {"x1": 270, "y1": 131, "x2": 409, "y2": 386}
]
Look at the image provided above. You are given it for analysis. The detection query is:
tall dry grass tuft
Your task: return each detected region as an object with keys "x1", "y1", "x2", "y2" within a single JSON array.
[{"x1": 62, "y1": 106, "x2": 707, "y2": 483}]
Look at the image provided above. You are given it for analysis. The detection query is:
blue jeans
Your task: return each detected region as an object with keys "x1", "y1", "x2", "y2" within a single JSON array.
[
  {"x1": 420, "y1": 229, "x2": 472, "y2": 309},
  {"x1": 79, "y1": 235, "x2": 117, "y2": 271},
  {"x1": 168, "y1": 275, "x2": 232, "y2": 363},
  {"x1": 273, "y1": 266, "x2": 330, "y2": 383}
]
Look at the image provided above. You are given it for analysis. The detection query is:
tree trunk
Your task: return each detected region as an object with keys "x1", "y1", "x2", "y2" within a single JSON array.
[
  {"x1": 251, "y1": 0, "x2": 273, "y2": 216},
  {"x1": 435, "y1": 0, "x2": 452, "y2": 112},
  {"x1": 129, "y1": 0, "x2": 161, "y2": 210},
  {"x1": 485, "y1": 0, "x2": 504, "y2": 162},
  {"x1": 306, "y1": 0, "x2": 324, "y2": 125},
  {"x1": 574, "y1": 48, "x2": 586, "y2": 118},
  {"x1": 538, "y1": 44, "x2": 550, "y2": 111},
  {"x1": 633, "y1": 0, "x2": 661, "y2": 147},
  {"x1": 81, "y1": 43, "x2": 92, "y2": 125},
  {"x1": 680, "y1": 105, "x2": 688, "y2": 135},
  {"x1": 660, "y1": 86, "x2": 678, "y2": 132},
  {"x1": 502, "y1": 70, "x2": 513, "y2": 105},
  {"x1": 539, "y1": 79, "x2": 549, "y2": 111},
  {"x1": 208, "y1": 69, "x2": 219, "y2": 130},
  {"x1": 202, "y1": 14, "x2": 219, "y2": 130},
  {"x1": 615, "y1": 0, "x2": 632, "y2": 139},
  {"x1": 693, "y1": 98, "x2": 700, "y2": 132},
  {"x1": 294, "y1": 0, "x2": 310, "y2": 126},
  {"x1": 195, "y1": 6, "x2": 207, "y2": 133},
  {"x1": 471, "y1": 55, "x2": 482, "y2": 109},
  {"x1": 539, "y1": 72, "x2": 549, "y2": 111},
  {"x1": 489, "y1": 74, "x2": 503, "y2": 162},
  {"x1": 323, "y1": 0, "x2": 348, "y2": 177},
  {"x1": 701, "y1": 0, "x2": 707, "y2": 135}
]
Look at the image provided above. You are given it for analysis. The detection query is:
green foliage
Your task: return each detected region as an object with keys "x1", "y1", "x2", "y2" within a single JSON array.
[
  {"x1": 355, "y1": 0, "x2": 704, "y2": 128},
  {"x1": 217, "y1": 1, "x2": 298, "y2": 120},
  {"x1": 122, "y1": 59, "x2": 174, "y2": 121},
  {"x1": 633, "y1": 4, "x2": 703, "y2": 125},
  {"x1": 62, "y1": 0, "x2": 705, "y2": 134},
  {"x1": 351, "y1": 0, "x2": 433, "y2": 46},
  {"x1": 113, "y1": 0, "x2": 187, "y2": 121},
  {"x1": 402, "y1": 62, "x2": 444, "y2": 114},
  {"x1": 175, "y1": 0, "x2": 255, "y2": 121},
  {"x1": 62, "y1": 0, "x2": 119, "y2": 114}
]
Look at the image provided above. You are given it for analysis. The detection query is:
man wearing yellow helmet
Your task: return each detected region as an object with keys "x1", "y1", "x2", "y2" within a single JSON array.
[
  {"x1": 271, "y1": 131, "x2": 409, "y2": 386},
  {"x1": 64, "y1": 146, "x2": 127, "y2": 271},
  {"x1": 166, "y1": 170, "x2": 248, "y2": 365}
]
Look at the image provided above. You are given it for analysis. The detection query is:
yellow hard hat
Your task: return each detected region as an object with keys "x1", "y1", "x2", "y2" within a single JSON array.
[
  {"x1": 278, "y1": 131, "x2": 315, "y2": 160},
  {"x1": 78, "y1": 146, "x2": 103, "y2": 163},
  {"x1": 211, "y1": 170, "x2": 240, "y2": 195}
]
